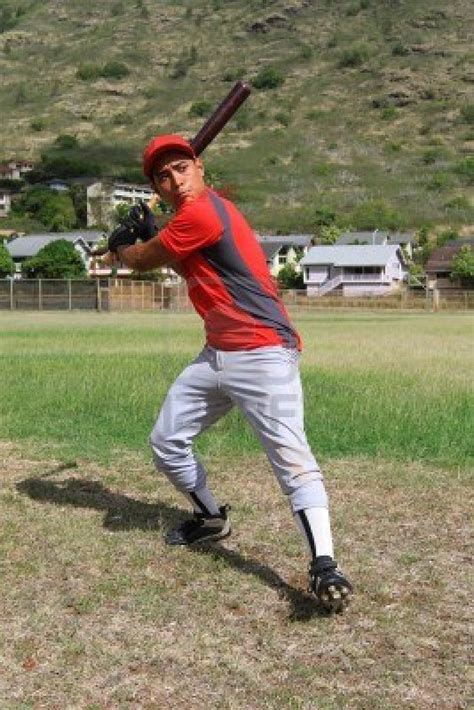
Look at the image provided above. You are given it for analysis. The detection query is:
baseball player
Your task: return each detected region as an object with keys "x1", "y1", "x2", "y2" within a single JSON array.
[{"x1": 106, "y1": 134, "x2": 353, "y2": 612}]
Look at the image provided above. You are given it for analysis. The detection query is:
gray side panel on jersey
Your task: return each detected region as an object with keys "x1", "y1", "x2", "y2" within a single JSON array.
[{"x1": 201, "y1": 192, "x2": 298, "y2": 349}]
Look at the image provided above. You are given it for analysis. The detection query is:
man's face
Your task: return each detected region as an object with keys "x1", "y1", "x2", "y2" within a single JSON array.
[{"x1": 152, "y1": 150, "x2": 206, "y2": 209}]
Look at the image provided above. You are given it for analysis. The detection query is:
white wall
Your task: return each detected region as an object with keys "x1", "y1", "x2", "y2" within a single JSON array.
[{"x1": 304, "y1": 265, "x2": 329, "y2": 284}]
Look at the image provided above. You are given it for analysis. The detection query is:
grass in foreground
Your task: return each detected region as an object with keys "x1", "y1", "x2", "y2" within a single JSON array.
[
  {"x1": 1, "y1": 442, "x2": 471, "y2": 708},
  {"x1": 0, "y1": 311, "x2": 472, "y2": 469}
]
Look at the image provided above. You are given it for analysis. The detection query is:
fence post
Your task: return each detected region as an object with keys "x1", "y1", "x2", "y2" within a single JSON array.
[
  {"x1": 96, "y1": 278, "x2": 102, "y2": 312},
  {"x1": 142, "y1": 281, "x2": 145, "y2": 310},
  {"x1": 10, "y1": 278, "x2": 14, "y2": 310},
  {"x1": 68, "y1": 279, "x2": 72, "y2": 310},
  {"x1": 38, "y1": 279, "x2": 42, "y2": 311}
]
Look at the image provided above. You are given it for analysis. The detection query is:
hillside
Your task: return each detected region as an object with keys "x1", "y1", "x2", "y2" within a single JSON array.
[{"x1": 0, "y1": 0, "x2": 473, "y2": 232}]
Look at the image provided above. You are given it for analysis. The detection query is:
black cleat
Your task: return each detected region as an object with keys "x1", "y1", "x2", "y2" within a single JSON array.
[
  {"x1": 165, "y1": 505, "x2": 231, "y2": 546},
  {"x1": 309, "y1": 556, "x2": 353, "y2": 613}
]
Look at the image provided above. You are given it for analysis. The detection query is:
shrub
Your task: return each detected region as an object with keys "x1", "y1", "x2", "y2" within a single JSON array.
[
  {"x1": 351, "y1": 199, "x2": 405, "y2": 231},
  {"x1": 460, "y1": 103, "x2": 474, "y2": 125},
  {"x1": 277, "y1": 263, "x2": 304, "y2": 290},
  {"x1": 338, "y1": 43, "x2": 372, "y2": 68},
  {"x1": 235, "y1": 108, "x2": 251, "y2": 131},
  {"x1": 15, "y1": 186, "x2": 77, "y2": 231},
  {"x1": 189, "y1": 100, "x2": 213, "y2": 118},
  {"x1": 275, "y1": 111, "x2": 290, "y2": 127},
  {"x1": 392, "y1": 42, "x2": 409, "y2": 56},
  {"x1": 436, "y1": 228, "x2": 458, "y2": 246},
  {"x1": 313, "y1": 162, "x2": 332, "y2": 177},
  {"x1": 30, "y1": 118, "x2": 45, "y2": 132},
  {"x1": 453, "y1": 157, "x2": 474, "y2": 185},
  {"x1": 22, "y1": 240, "x2": 86, "y2": 279},
  {"x1": 451, "y1": 245, "x2": 474, "y2": 286},
  {"x1": 305, "y1": 109, "x2": 326, "y2": 121},
  {"x1": 169, "y1": 46, "x2": 198, "y2": 80},
  {"x1": 427, "y1": 172, "x2": 451, "y2": 191},
  {"x1": 76, "y1": 63, "x2": 102, "y2": 81},
  {"x1": 443, "y1": 195, "x2": 471, "y2": 211},
  {"x1": 313, "y1": 205, "x2": 336, "y2": 228},
  {"x1": 252, "y1": 67, "x2": 284, "y2": 90},
  {"x1": 422, "y1": 147, "x2": 445, "y2": 164},
  {"x1": 0, "y1": 241, "x2": 14, "y2": 277},
  {"x1": 101, "y1": 61, "x2": 129, "y2": 79},
  {"x1": 54, "y1": 134, "x2": 79, "y2": 150},
  {"x1": 222, "y1": 68, "x2": 244, "y2": 82},
  {"x1": 0, "y1": 5, "x2": 18, "y2": 33},
  {"x1": 381, "y1": 106, "x2": 397, "y2": 121},
  {"x1": 320, "y1": 225, "x2": 342, "y2": 245},
  {"x1": 111, "y1": 1, "x2": 124, "y2": 15}
]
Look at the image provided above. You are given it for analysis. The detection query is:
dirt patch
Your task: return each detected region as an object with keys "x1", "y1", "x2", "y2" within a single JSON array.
[{"x1": 1, "y1": 442, "x2": 471, "y2": 708}]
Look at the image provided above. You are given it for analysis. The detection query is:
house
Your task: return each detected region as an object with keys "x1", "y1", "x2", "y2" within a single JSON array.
[
  {"x1": 336, "y1": 230, "x2": 415, "y2": 258},
  {"x1": 46, "y1": 178, "x2": 70, "y2": 192},
  {"x1": 0, "y1": 160, "x2": 34, "y2": 180},
  {"x1": 6, "y1": 233, "x2": 95, "y2": 278},
  {"x1": 0, "y1": 189, "x2": 12, "y2": 217},
  {"x1": 300, "y1": 244, "x2": 407, "y2": 296},
  {"x1": 425, "y1": 239, "x2": 474, "y2": 290},
  {"x1": 257, "y1": 235, "x2": 312, "y2": 276},
  {"x1": 87, "y1": 181, "x2": 155, "y2": 228}
]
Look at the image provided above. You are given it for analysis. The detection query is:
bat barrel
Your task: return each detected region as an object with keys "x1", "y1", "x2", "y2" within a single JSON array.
[{"x1": 190, "y1": 80, "x2": 251, "y2": 155}]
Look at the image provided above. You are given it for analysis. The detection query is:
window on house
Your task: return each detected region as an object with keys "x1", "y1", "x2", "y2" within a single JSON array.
[{"x1": 278, "y1": 246, "x2": 289, "y2": 265}]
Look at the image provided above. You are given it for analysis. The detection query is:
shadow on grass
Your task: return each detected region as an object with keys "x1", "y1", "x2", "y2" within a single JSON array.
[{"x1": 16, "y1": 467, "x2": 323, "y2": 622}]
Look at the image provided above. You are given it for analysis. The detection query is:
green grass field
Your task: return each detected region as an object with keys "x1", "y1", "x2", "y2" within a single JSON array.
[
  {"x1": 0, "y1": 311, "x2": 472, "y2": 468},
  {"x1": 1, "y1": 311, "x2": 472, "y2": 707}
]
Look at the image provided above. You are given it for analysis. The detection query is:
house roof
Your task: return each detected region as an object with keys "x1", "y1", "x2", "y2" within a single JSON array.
[
  {"x1": 300, "y1": 244, "x2": 405, "y2": 267},
  {"x1": 257, "y1": 234, "x2": 312, "y2": 260},
  {"x1": 6, "y1": 233, "x2": 94, "y2": 258},
  {"x1": 425, "y1": 240, "x2": 474, "y2": 273},
  {"x1": 336, "y1": 231, "x2": 414, "y2": 246},
  {"x1": 260, "y1": 242, "x2": 282, "y2": 260},
  {"x1": 258, "y1": 234, "x2": 312, "y2": 247}
]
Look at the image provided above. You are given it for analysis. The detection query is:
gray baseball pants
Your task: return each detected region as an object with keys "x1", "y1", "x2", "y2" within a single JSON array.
[{"x1": 149, "y1": 345, "x2": 328, "y2": 513}]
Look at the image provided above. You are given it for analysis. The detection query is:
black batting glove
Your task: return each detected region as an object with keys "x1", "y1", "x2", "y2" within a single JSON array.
[{"x1": 126, "y1": 200, "x2": 158, "y2": 242}]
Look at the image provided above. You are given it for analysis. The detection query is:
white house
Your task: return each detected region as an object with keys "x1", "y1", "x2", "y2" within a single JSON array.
[
  {"x1": 6, "y1": 233, "x2": 93, "y2": 278},
  {"x1": 300, "y1": 244, "x2": 407, "y2": 296},
  {"x1": 0, "y1": 189, "x2": 12, "y2": 217},
  {"x1": 87, "y1": 181, "x2": 155, "y2": 228},
  {"x1": 0, "y1": 160, "x2": 34, "y2": 180},
  {"x1": 257, "y1": 235, "x2": 312, "y2": 277}
]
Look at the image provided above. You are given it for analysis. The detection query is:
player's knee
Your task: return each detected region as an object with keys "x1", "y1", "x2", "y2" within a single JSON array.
[{"x1": 149, "y1": 427, "x2": 179, "y2": 471}]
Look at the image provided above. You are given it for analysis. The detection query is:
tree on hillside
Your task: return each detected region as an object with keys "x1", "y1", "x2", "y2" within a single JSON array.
[
  {"x1": 0, "y1": 242, "x2": 14, "y2": 277},
  {"x1": 22, "y1": 240, "x2": 86, "y2": 279},
  {"x1": 350, "y1": 199, "x2": 405, "y2": 231},
  {"x1": 12, "y1": 186, "x2": 77, "y2": 231}
]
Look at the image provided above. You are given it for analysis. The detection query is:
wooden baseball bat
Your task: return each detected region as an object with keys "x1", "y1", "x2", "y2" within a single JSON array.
[{"x1": 93, "y1": 81, "x2": 251, "y2": 258}]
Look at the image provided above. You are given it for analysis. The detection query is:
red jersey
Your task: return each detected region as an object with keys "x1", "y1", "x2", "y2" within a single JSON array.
[{"x1": 159, "y1": 189, "x2": 301, "y2": 351}]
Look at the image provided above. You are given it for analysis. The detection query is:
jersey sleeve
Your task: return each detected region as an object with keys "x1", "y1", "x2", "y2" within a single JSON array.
[{"x1": 159, "y1": 200, "x2": 223, "y2": 261}]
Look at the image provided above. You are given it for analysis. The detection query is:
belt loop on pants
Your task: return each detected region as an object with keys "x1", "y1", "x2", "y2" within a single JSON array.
[{"x1": 215, "y1": 350, "x2": 224, "y2": 371}]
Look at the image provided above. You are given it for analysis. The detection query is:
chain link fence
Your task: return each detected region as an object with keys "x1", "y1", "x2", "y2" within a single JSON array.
[{"x1": 0, "y1": 279, "x2": 472, "y2": 312}]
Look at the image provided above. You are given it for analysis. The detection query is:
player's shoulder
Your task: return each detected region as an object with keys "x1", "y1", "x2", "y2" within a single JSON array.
[{"x1": 176, "y1": 190, "x2": 223, "y2": 228}]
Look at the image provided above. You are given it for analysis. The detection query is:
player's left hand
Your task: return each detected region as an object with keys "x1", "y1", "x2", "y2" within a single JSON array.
[{"x1": 126, "y1": 200, "x2": 157, "y2": 242}]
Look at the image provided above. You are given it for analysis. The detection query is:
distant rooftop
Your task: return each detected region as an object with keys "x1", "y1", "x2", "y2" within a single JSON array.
[
  {"x1": 336, "y1": 231, "x2": 414, "y2": 246},
  {"x1": 301, "y1": 244, "x2": 405, "y2": 267},
  {"x1": 7, "y1": 231, "x2": 104, "y2": 258}
]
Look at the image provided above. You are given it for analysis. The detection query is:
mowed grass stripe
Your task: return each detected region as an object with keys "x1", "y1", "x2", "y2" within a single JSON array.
[{"x1": 0, "y1": 311, "x2": 472, "y2": 468}]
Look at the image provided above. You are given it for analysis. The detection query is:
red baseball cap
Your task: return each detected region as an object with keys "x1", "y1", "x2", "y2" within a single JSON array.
[{"x1": 143, "y1": 134, "x2": 196, "y2": 180}]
